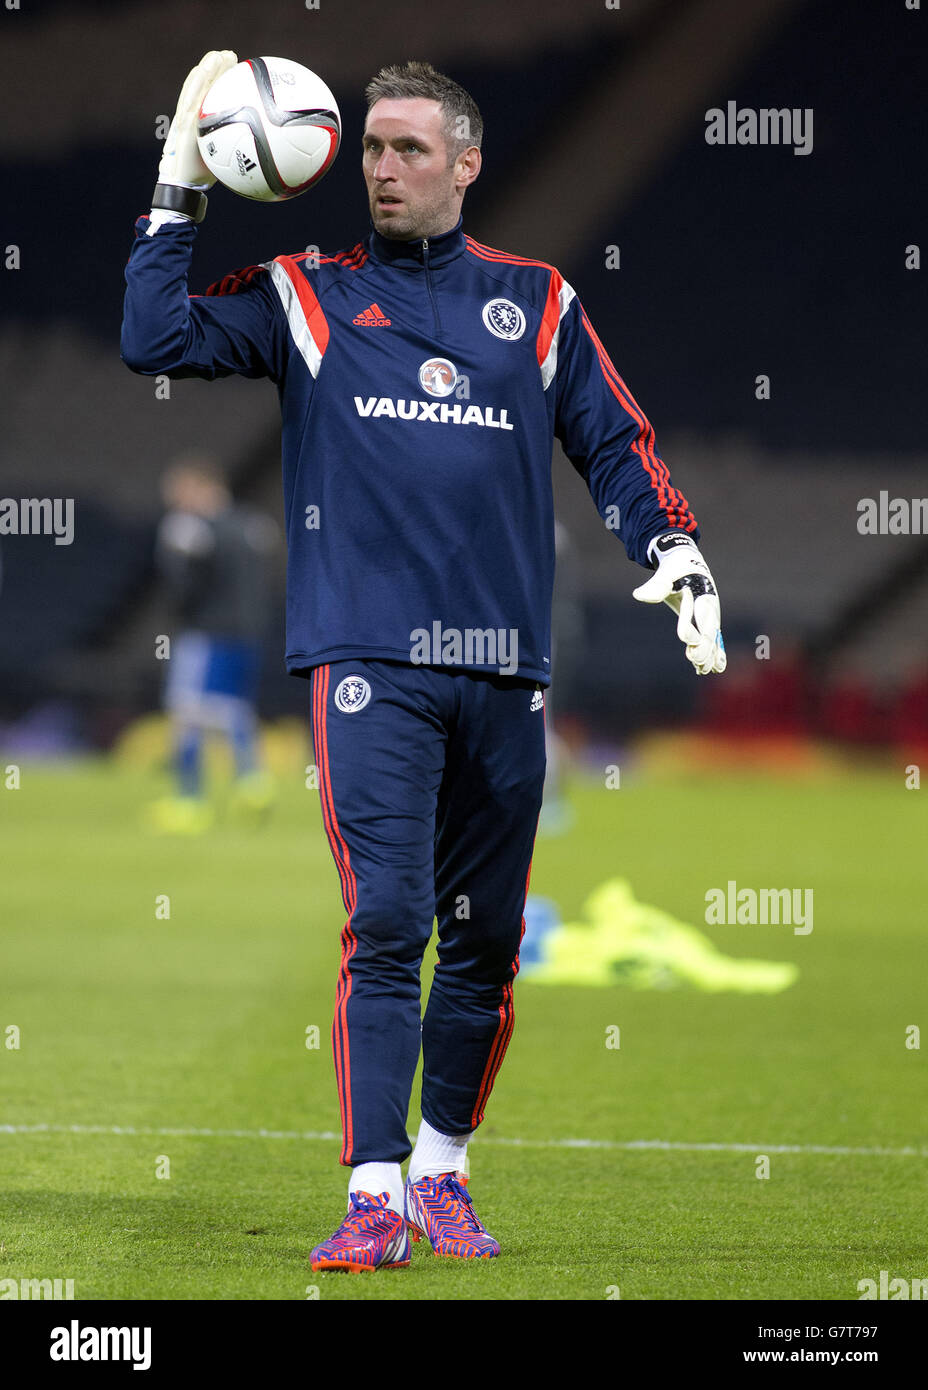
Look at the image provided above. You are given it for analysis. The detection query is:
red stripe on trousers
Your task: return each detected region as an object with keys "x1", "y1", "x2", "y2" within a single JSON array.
[
  {"x1": 470, "y1": 855, "x2": 535, "y2": 1128},
  {"x1": 312, "y1": 665, "x2": 358, "y2": 1164}
]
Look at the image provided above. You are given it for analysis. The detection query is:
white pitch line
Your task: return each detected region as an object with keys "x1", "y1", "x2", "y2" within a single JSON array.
[{"x1": 0, "y1": 1123, "x2": 925, "y2": 1158}]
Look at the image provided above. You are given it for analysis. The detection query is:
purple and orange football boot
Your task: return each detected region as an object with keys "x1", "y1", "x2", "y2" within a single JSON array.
[
  {"x1": 310, "y1": 1190, "x2": 410, "y2": 1272},
  {"x1": 405, "y1": 1172, "x2": 500, "y2": 1259}
]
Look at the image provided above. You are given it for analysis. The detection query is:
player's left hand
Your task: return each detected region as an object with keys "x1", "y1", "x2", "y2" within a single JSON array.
[
  {"x1": 632, "y1": 532, "x2": 726, "y2": 675},
  {"x1": 158, "y1": 49, "x2": 238, "y2": 190}
]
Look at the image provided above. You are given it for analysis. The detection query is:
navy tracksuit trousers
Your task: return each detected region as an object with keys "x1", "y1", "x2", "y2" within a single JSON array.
[{"x1": 310, "y1": 659, "x2": 547, "y2": 1166}]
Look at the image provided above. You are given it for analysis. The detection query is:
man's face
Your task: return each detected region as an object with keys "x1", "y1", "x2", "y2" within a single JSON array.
[
  {"x1": 162, "y1": 470, "x2": 224, "y2": 516},
  {"x1": 362, "y1": 97, "x2": 470, "y2": 240}
]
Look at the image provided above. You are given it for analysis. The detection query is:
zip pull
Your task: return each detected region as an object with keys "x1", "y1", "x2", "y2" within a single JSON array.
[{"x1": 421, "y1": 238, "x2": 441, "y2": 334}]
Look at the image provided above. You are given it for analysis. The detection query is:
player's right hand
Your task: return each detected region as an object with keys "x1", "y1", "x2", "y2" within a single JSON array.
[
  {"x1": 632, "y1": 532, "x2": 727, "y2": 675},
  {"x1": 158, "y1": 50, "x2": 238, "y2": 189}
]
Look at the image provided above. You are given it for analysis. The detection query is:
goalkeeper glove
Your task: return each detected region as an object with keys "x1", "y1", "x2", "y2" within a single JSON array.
[
  {"x1": 150, "y1": 49, "x2": 238, "y2": 227},
  {"x1": 632, "y1": 532, "x2": 726, "y2": 675}
]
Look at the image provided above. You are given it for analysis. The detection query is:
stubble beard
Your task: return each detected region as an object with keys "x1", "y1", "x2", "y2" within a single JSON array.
[{"x1": 369, "y1": 188, "x2": 459, "y2": 242}]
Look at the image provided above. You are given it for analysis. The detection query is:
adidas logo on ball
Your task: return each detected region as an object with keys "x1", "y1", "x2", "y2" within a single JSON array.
[{"x1": 235, "y1": 150, "x2": 257, "y2": 176}]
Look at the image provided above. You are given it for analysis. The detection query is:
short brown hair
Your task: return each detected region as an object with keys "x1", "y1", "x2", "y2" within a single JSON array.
[{"x1": 365, "y1": 60, "x2": 483, "y2": 165}]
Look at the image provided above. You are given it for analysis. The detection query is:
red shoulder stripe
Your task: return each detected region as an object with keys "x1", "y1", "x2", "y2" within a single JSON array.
[
  {"x1": 275, "y1": 242, "x2": 368, "y2": 270},
  {"x1": 333, "y1": 242, "x2": 368, "y2": 268},
  {"x1": 464, "y1": 234, "x2": 556, "y2": 272},
  {"x1": 537, "y1": 268, "x2": 569, "y2": 371},
  {"x1": 203, "y1": 264, "x2": 266, "y2": 297},
  {"x1": 580, "y1": 309, "x2": 693, "y2": 530},
  {"x1": 273, "y1": 255, "x2": 331, "y2": 358},
  {"x1": 289, "y1": 251, "x2": 342, "y2": 266}
]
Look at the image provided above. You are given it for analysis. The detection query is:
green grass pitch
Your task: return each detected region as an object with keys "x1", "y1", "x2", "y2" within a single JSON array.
[{"x1": 1, "y1": 755, "x2": 926, "y2": 1301}]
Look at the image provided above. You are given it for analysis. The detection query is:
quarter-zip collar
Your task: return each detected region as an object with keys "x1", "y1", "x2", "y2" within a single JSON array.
[{"x1": 366, "y1": 216, "x2": 466, "y2": 271}]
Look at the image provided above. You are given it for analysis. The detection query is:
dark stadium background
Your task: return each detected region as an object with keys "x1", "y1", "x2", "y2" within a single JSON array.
[{"x1": 0, "y1": 0, "x2": 924, "y2": 761}]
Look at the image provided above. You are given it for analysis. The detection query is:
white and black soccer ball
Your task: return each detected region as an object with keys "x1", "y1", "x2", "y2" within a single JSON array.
[{"x1": 196, "y1": 57, "x2": 340, "y2": 202}]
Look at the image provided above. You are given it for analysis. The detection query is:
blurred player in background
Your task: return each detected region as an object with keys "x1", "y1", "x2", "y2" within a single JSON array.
[{"x1": 148, "y1": 451, "x2": 278, "y2": 833}]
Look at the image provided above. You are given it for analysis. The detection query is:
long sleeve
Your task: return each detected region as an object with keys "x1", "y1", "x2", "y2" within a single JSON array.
[
  {"x1": 120, "y1": 216, "x2": 286, "y2": 382},
  {"x1": 552, "y1": 287, "x2": 698, "y2": 567}
]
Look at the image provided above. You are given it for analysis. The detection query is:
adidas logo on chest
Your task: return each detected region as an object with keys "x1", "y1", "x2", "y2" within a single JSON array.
[{"x1": 352, "y1": 303, "x2": 392, "y2": 327}]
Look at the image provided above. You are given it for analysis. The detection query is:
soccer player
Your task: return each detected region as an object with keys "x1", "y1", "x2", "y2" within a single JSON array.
[
  {"x1": 121, "y1": 52, "x2": 726, "y2": 1271},
  {"x1": 149, "y1": 451, "x2": 277, "y2": 833}
]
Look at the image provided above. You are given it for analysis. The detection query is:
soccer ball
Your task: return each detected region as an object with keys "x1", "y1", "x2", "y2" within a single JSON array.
[{"x1": 196, "y1": 56, "x2": 340, "y2": 202}]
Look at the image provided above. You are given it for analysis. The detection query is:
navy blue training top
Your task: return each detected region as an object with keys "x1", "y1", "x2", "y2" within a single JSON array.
[{"x1": 121, "y1": 213, "x2": 698, "y2": 684}]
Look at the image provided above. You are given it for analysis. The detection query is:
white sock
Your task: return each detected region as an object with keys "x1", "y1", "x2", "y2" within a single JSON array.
[
  {"x1": 349, "y1": 1162, "x2": 404, "y2": 1216},
  {"x1": 408, "y1": 1120, "x2": 472, "y2": 1185}
]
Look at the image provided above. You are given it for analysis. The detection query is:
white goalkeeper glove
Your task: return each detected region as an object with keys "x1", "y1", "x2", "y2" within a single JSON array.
[
  {"x1": 632, "y1": 532, "x2": 726, "y2": 675},
  {"x1": 150, "y1": 49, "x2": 237, "y2": 228}
]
